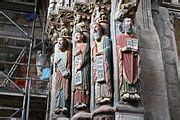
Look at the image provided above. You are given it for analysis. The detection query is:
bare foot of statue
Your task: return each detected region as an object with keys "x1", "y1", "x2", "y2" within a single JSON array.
[
  {"x1": 55, "y1": 107, "x2": 68, "y2": 115},
  {"x1": 122, "y1": 93, "x2": 140, "y2": 101},
  {"x1": 96, "y1": 97, "x2": 111, "y2": 105},
  {"x1": 55, "y1": 107, "x2": 62, "y2": 115}
]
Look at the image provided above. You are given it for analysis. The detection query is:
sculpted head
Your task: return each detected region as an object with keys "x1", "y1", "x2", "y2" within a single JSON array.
[
  {"x1": 57, "y1": 37, "x2": 68, "y2": 51},
  {"x1": 122, "y1": 18, "x2": 133, "y2": 34},
  {"x1": 92, "y1": 23, "x2": 103, "y2": 42},
  {"x1": 75, "y1": 31, "x2": 85, "y2": 43},
  {"x1": 49, "y1": 2, "x2": 56, "y2": 11}
]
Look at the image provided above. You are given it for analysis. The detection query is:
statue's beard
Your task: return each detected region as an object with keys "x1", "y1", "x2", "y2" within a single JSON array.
[
  {"x1": 58, "y1": 43, "x2": 67, "y2": 50},
  {"x1": 94, "y1": 31, "x2": 101, "y2": 41},
  {"x1": 124, "y1": 25, "x2": 133, "y2": 34}
]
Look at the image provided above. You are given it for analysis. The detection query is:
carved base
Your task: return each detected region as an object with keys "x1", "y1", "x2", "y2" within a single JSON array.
[
  {"x1": 56, "y1": 117, "x2": 70, "y2": 120},
  {"x1": 115, "y1": 103, "x2": 144, "y2": 120},
  {"x1": 51, "y1": 115, "x2": 70, "y2": 120},
  {"x1": 93, "y1": 104, "x2": 115, "y2": 120},
  {"x1": 72, "y1": 111, "x2": 92, "y2": 120},
  {"x1": 52, "y1": 110, "x2": 70, "y2": 120}
]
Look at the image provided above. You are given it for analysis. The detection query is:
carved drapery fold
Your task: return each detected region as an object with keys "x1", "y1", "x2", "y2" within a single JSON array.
[
  {"x1": 91, "y1": 4, "x2": 112, "y2": 107},
  {"x1": 72, "y1": 2, "x2": 91, "y2": 114},
  {"x1": 114, "y1": 0, "x2": 141, "y2": 103},
  {"x1": 46, "y1": 7, "x2": 74, "y2": 118}
]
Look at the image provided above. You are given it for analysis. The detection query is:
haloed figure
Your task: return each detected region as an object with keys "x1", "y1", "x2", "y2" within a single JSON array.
[
  {"x1": 116, "y1": 18, "x2": 141, "y2": 102},
  {"x1": 55, "y1": 37, "x2": 72, "y2": 115}
]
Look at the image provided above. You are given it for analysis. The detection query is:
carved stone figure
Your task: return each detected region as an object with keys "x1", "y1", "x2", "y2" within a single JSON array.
[
  {"x1": 48, "y1": 2, "x2": 56, "y2": 12},
  {"x1": 92, "y1": 21, "x2": 112, "y2": 105},
  {"x1": 73, "y1": 27, "x2": 90, "y2": 110},
  {"x1": 116, "y1": 18, "x2": 140, "y2": 101},
  {"x1": 115, "y1": 0, "x2": 140, "y2": 21},
  {"x1": 55, "y1": 36, "x2": 72, "y2": 115},
  {"x1": 93, "y1": 5, "x2": 110, "y2": 35},
  {"x1": 36, "y1": 51, "x2": 47, "y2": 77},
  {"x1": 57, "y1": 0, "x2": 64, "y2": 7}
]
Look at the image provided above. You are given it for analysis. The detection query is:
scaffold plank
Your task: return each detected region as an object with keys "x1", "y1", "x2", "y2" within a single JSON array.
[{"x1": 0, "y1": 1, "x2": 35, "y2": 13}]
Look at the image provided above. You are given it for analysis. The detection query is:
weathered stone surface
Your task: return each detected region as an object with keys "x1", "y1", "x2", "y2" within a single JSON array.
[
  {"x1": 158, "y1": 6, "x2": 180, "y2": 120},
  {"x1": 170, "y1": 106, "x2": 180, "y2": 120},
  {"x1": 143, "y1": 94, "x2": 170, "y2": 120},
  {"x1": 159, "y1": 7, "x2": 170, "y2": 21},
  {"x1": 115, "y1": 112, "x2": 144, "y2": 120},
  {"x1": 72, "y1": 111, "x2": 92, "y2": 120},
  {"x1": 115, "y1": 104, "x2": 144, "y2": 120},
  {"x1": 56, "y1": 117, "x2": 70, "y2": 120},
  {"x1": 140, "y1": 48, "x2": 164, "y2": 70},
  {"x1": 164, "y1": 49, "x2": 176, "y2": 64},
  {"x1": 164, "y1": 64, "x2": 178, "y2": 85},
  {"x1": 163, "y1": 22, "x2": 172, "y2": 37},
  {"x1": 93, "y1": 105, "x2": 115, "y2": 116},
  {"x1": 139, "y1": 30, "x2": 161, "y2": 50},
  {"x1": 141, "y1": 68, "x2": 167, "y2": 96},
  {"x1": 93, "y1": 105, "x2": 115, "y2": 120},
  {"x1": 163, "y1": 36, "x2": 174, "y2": 50},
  {"x1": 167, "y1": 84, "x2": 180, "y2": 107}
]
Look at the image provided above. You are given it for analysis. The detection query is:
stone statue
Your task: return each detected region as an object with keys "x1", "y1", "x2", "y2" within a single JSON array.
[
  {"x1": 57, "y1": 0, "x2": 64, "y2": 7},
  {"x1": 92, "y1": 21, "x2": 112, "y2": 105},
  {"x1": 92, "y1": 5, "x2": 110, "y2": 35},
  {"x1": 116, "y1": 18, "x2": 140, "y2": 101},
  {"x1": 115, "y1": 0, "x2": 140, "y2": 21},
  {"x1": 55, "y1": 36, "x2": 72, "y2": 115},
  {"x1": 73, "y1": 26, "x2": 90, "y2": 110},
  {"x1": 36, "y1": 51, "x2": 47, "y2": 78}
]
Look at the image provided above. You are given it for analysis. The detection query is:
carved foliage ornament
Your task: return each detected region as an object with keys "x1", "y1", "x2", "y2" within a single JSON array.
[
  {"x1": 115, "y1": 0, "x2": 140, "y2": 21},
  {"x1": 46, "y1": 8, "x2": 74, "y2": 43}
]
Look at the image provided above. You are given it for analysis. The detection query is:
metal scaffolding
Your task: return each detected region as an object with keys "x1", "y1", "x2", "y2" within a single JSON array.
[{"x1": 0, "y1": 0, "x2": 49, "y2": 120}]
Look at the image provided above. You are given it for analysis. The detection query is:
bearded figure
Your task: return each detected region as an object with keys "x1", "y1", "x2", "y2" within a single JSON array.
[
  {"x1": 55, "y1": 37, "x2": 72, "y2": 115},
  {"x1": 92, "y1": 22, "x2": 112, "y2": 105},
  {"x1": 116, "y1": 18, "x2": 140, "y2": 102}
]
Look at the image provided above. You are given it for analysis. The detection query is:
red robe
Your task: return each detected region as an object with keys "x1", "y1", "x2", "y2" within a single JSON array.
[
  {"x1": 73, "y1": 43, "x2": 89, "y2": 106},
  {"x1": 116, "y1": 34, "x2": 140, "y2": 85}
]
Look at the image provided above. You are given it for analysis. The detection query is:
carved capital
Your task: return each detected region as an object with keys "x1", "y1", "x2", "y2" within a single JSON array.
[{"x1": 115, "y1": 0, "x2": 140, "y2": 21}]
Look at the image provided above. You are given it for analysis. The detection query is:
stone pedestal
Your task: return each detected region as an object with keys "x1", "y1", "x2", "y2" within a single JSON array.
[
  {"x1": 72, "y1": 111, "x2": 92, "y2": 120},
  {"x1": 51, "y1": 113, "x2": 70, "y2": 120},
  {"x1": 115, "y1": 103, "x2": 144, "y2": 120},
  {"x1": 56, "y1": 117, "x2": 69, "y2": 120},
  {"x1": 93, "y1": 105, "x2": 115, "y2": 120}
]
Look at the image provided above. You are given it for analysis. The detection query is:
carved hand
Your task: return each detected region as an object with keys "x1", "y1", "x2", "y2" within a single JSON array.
[
  {"x1": 63, "y1": 72, "x2": 70, "y2": 79},
  {"x1": 74, "y1": 50, "x2": 82, "y2": 56},
  {"x1": 76, "y1": 62, "x2": 82, "y2": 72},
  {"x1": 96, "y1": 51, "x2": 103, "y2": 56},
  {"x1": 121, "y1": 46, "x2": 131, "y2": 52}
]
